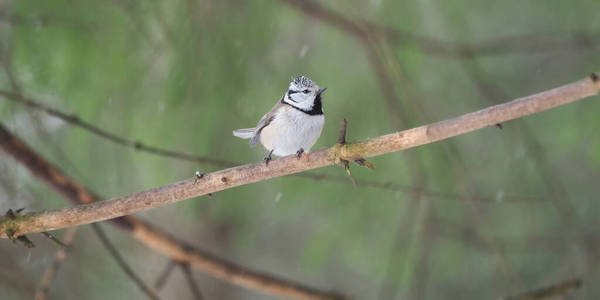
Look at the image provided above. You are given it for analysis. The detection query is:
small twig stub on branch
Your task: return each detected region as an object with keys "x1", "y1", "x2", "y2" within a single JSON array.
[
  {"x1": 4, "y1": 209, "x2": 35, "y2": 247},
  {"x1": 41, "y1": 232, "x2": 68, "y2": 248},
  {"x1": 331, "y1": 118, "x2": 374, "y2": 187},
  {"x1": 337, "y1": 118, "x2": 348, "y2": 144}
]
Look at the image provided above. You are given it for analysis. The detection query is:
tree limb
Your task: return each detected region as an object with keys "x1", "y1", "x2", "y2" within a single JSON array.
[
  {"x1": 180, "y1": 263, "x2": 205, "y2": 300},
  {"x1": 0, "y1": 73, "x2": 598, "y2": 237},
  {"x1": 500, "y1": 278, "x2": 582, "y2": 300},
  {"x1": 154, "y1": 260, "x2": 177, "y2": 291},
  {"x1": 0, "y1": 119, "x2": 344, "y2": 299},
  {"x1": 0, "y1": 88, "x2": 537, "y2": 203},
  {"x1": 91, "y1": 223, "x2": 161, "y2": 300}
]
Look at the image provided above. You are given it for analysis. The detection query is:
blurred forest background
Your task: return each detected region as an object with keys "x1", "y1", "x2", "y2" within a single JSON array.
[{"x1": 1, "y1": 0, "x2": 600, "y2": 299}]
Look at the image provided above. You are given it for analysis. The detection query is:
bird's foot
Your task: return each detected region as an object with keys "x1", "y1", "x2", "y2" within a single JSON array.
[
  {"x1": 296, "y1": 148, "x2": 310, "y2": 161},
  {"x1": 194, "y1": 171, "x2": 204, "y2": 184},
  {"x1": 264, "y1": 149, "x2": 274, "y2": 166}
]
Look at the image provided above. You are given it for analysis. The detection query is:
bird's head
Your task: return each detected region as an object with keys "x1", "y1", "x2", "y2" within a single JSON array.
[{"x1": 283, "y1": 76, "x2": 326, "y2": 111}]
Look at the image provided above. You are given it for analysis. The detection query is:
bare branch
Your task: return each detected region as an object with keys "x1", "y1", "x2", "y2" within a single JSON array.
[
  {"x1": 337, "y1": 118, "x2": 347, "y2": 145},
  {"x1": 0, "y1": 41, "x2": 22, "y2": 94},
  {"x1": 1, "y1": 73, "x2": 597, "y2": 237},
  {"x1": 0, "y1": 89, "x2": 512, "y2": 203},
  {"x1": 180, "y1": 263, "x2": 204, "y2": 300},
  {"x1": 0, "y1": 120, "x2": 344, "y2": 299},
  {"x1": 0, "y1": 11, "x2": 92, "y2": 31},
  {"x1": 500, "y1": 278, "x2": 582, "y2": 300},
  {"x1": 154, "y1": 260, "x2": 177, "y2": 291},
  {"x1": 91, "y1": 224, "x2": 160, "y2": 300},
  {"x1": 0, "y1": 90, "x2": 234, "y2": 168},
  {"x1": 35, "y1": 227, "x2": 77, "y2": 300},
  {"x1": 335, "y1": 174, "x2": 539, "y2": 203},
  {"x1": 40, "y1": 231, "x2": 67, "y2": 247}
]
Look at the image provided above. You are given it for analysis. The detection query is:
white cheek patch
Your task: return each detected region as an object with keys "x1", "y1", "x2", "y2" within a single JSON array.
[
  {"x1": 287, "y1": 94, "x2": 314, "y2": 110},
  {"x1": 289, "y1": 93, "x2": 306, "y2": 103}
]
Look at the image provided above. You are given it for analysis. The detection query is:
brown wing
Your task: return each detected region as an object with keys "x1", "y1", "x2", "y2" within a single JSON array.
[{"x1": 250, "y1": 99, "x2": 287, "y2": 146}]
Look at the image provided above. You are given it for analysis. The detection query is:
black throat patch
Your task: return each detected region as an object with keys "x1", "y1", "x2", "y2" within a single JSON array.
[{"x1": 281, "y1": 94, "x2": 323, "y2": 116}]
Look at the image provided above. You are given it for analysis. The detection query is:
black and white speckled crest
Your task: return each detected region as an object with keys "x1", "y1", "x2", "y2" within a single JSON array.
[{"x1": 292, "y1": 76, "x2": 316, "y2": 89}]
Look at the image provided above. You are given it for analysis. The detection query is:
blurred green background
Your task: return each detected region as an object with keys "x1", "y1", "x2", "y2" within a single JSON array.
[{"x1": 1, "y1": 0, "x2": 600, "y2": 299}]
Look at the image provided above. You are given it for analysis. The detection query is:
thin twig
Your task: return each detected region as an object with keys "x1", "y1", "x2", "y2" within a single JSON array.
[
  {"x1": 337, "y1": 118, "x2": 347, "y2": 144},
  {"x1": 1, "y1": 72, "x2": 597, "y2": 237},
  {"x1": 154, "y1": 260, "x2": 177, "y2": 291},
  {"x1": 0, "y1": 11, "x2": 93, "y2": 31},
  {"x1": 180, "y1": 263, "x2": 204, "y2": 300},
  {"x1": 296, "y1": 172, "x2": 539, "y2": 203},
  {"x1": 0, "y1": 41, "x2": 22, "y2": 94},
  {"x1": 41, "y1": 231, "x2": 68, "y2": 248},
  {"x1": 0, "y1": 90, "x2": 234, "y2": 168},
  {"x1": 500, "y1": 278, "x2": 582, "y2": 300},
  {"x1": 335, "y1": 118, "x2": 360, "y2": 187},
  {"x1": 35, "y1": 227, "x2": 77, "y2": 300},
  {"x1": 342, "y1": 160, "x2": 357, "y2": 187},
  {"x1": 91, "y1": 223, "x2": 161, "y2": 300}
]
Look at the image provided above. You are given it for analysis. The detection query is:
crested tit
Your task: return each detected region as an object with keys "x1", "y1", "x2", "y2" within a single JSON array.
[{"x1": 233, "y1": 76, "x2": 326, "y2": 164}]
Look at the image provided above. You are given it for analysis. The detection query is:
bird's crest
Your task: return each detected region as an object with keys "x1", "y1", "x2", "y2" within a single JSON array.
[{"x1": 292, "y1": 76, "x2": 316, "y2": 89}]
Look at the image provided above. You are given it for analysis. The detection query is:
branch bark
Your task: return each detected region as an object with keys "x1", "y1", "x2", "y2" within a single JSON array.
[
  {"x1": 2, "y1": 89, "x2": 488, "y2": 202},
  {"x1": 0, "y1": 122, "x2": 343, "y2": 299},
  {"x1": 1, "y1": 73, "x2": 598, "y2": 238}
]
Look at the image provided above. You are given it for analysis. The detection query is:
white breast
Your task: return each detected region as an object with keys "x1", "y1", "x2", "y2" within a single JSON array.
[{"x1": 259, "y1": 108, "x2": 324, "y2": 156}]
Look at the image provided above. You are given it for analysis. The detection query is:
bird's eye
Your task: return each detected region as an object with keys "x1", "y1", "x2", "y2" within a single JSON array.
[{"x1": 303, "y1": 89, "x2": 310, "y2": 94}]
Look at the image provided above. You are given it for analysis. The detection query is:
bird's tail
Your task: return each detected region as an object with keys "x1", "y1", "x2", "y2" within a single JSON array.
[{"x1": 232, "y1": 128, "x2": 255, "y2": 139}]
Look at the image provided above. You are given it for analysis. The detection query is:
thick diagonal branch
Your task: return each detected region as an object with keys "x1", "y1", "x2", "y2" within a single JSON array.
[
  {"x1": 0, "y1": 90, "x2": 536, "y2": 202},
  {"x1": 1, "y1": 73, "x2": 599, "y2": 238},
  {"x1": 0, "y1": 127, "x2": 343, "y2": 300}
]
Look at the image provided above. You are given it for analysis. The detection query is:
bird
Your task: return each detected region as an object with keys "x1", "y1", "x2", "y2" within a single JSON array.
[{"x1": 233, "y1": 76, "x2": 327, "y2": 165}]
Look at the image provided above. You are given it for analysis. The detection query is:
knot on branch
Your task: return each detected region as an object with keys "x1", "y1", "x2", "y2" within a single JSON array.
[
  {"x1": 328, "y1": 119, "x2": 374, "y2": 186},
  {"x1": 0, "y1": 209, "x2": 64, "y2": 248},
  {"x1": 328, "y1": 118, "x2": 374, "y2": 168},
  {"x1": 1, "y1": 208, "x2": 34, "y2": 248},
  {"x1": 327, "y1": 143, "x2": 373, "y2": 169}
]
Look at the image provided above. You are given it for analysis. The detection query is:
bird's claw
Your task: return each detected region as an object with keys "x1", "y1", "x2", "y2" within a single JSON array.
[
  {"x1": 194, "y1": 171, "x2": 204, "y2": 184},
  {"x1": 264, "y1": 149, "x2": 274, "y2": 166}
]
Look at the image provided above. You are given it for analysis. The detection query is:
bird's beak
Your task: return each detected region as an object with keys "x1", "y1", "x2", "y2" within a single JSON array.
[{"x1": 317, "y1": 87, "x2": 327, "y2": 96}]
